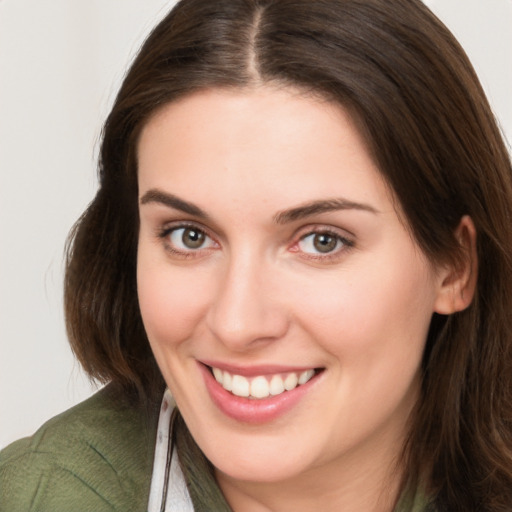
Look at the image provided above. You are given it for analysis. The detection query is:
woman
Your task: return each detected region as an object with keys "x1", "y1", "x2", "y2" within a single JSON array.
[{"x1": 1, "y1": 0, "x2": 512, "y2": 510}]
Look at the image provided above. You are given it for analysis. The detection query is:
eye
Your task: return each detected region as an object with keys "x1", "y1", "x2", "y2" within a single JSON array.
[
  {"x1": 165, "y1": 226, "x2": 216, "y2": 252},
  {"x1": 297, "y1": 231, "x2": 351, "y2": 256}
]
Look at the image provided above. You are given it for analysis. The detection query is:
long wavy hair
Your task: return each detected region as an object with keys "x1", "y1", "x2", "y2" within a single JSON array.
[{"x1": 65, "y1": 0, "x2": 512, "y2": 509}]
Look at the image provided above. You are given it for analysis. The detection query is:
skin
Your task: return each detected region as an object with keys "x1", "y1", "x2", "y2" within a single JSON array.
[{"x1": 136, "y1": 86, "x2": 475, "y2": 511}]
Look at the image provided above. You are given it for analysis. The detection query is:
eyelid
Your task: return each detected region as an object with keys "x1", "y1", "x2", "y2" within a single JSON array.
[
  {"x1": 158, "y1": 219, "x2": 206, "y2": 236},
  {"x1": 292, "y1": 223, "x2": 355, "y2": 241}
]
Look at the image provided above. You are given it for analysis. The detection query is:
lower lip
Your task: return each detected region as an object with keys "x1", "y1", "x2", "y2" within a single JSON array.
[{"x1": 199, "y1": 363, "x2": 320, "y2": 424}]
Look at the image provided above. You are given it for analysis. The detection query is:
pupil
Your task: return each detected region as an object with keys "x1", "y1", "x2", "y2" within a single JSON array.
[
  {"x1": 183, "y1": 228, "x2": 205, "y2": 249},
  {"x1": 313, "y1": 233, "x2": 337, "y2": 253}
]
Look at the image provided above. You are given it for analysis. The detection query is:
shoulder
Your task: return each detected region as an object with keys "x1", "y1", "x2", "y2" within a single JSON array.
[{"x1": 0, "y1": 384, "x2": 158, "y2": 512}]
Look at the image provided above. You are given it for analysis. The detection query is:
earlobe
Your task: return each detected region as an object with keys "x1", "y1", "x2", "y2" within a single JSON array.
[{"x1": 434, "y1": 215, "x2": 478, "y2": 315}]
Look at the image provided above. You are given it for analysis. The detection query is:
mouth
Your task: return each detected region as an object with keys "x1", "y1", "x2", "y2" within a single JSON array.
[
  {"x1": 208, "y1": 365, "x2": 321, "y2": 399},
  {"x1": 199, "y1": 363, "x2": 324, "y2": 423}
]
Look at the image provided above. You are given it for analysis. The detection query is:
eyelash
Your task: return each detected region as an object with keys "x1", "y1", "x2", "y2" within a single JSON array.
[{"x1": 157, "y1": 222, "x2": 354, "y2": 262}]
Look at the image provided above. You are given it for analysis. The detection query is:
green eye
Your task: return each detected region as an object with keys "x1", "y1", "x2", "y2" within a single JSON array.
[
  {"x1": 314, "y1": 233, "x2": 338, "y2": 253},
  {"x1": 182, "y1": 228, "x2": 205, "y2": 248},
  {"x1": 298, "y1": 232, "x2": 345, "y2": 255},
  {"x1": 169, "y1": 227, "x2": 213, "y2": 250}
]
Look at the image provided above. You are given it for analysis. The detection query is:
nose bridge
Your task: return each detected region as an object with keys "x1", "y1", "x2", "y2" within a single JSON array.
[{"x1": 206, "y1": 245, "x2": 288, "y2": 350}]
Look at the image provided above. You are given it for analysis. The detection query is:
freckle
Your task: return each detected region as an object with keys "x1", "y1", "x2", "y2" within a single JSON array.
[{"x1": 163, "y1": 401, "x2": 168, "y2": 412}]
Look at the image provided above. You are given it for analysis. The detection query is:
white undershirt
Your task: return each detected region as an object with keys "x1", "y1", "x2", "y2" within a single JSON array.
[{"x1": 147, "y1": 389, "x2": 194, "y2": 512}]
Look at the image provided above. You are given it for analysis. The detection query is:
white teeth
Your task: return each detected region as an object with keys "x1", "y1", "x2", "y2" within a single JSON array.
[
  {"x1": 211, "y1": 367, "x2": 317, "y2": 399},
  {"x1": 284, "y1": 373, "x2": 298, "y2": 391},
  {"x1": 269, "y1": 375, "x2": 285, "y2": 395},
  {"x1": 222, "y1": 371, "x2": 233, "y2": 391},
  {"x1": 299, "y1": 369, "x2": 315, "y2": 385},
  {"x1": 250, "y1": 376, "x2": 270, "y2": 398},
  {"x1": 231, "y1": 375, "x2": 250, "y2": 397},
  {"x1": 213, "y1": 367, "x2": 223, "y2": 383}
]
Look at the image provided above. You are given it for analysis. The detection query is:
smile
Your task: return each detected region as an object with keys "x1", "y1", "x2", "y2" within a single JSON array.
[
  {"x1": 210, "y1": 366, "x2": 317, "y2": 399},
  {"x1": 200, "y1": 363, "x2": 324, "y2": 423}
]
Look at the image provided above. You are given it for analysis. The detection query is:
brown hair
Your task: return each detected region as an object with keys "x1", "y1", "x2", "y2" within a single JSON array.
[{"x1": 65, "y1": 0, "x2": 512, "y2": 508}]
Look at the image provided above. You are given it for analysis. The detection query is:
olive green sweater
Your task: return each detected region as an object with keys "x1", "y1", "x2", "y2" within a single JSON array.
[{"x1": 0, "y1": 385, "x2": 157, "y2": 512}]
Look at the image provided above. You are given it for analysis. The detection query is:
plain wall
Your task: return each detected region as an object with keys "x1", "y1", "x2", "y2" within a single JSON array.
[
  {"x1": 0, "y1": 0, "x2": 176, "y2": 448},
  {"x1": 1, "y1": 0, "x2": 511, "y2": 449}
]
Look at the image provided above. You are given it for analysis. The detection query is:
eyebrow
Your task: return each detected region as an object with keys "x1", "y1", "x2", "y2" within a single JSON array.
[
  {"x1": 140, "y1": 189, "x2": 209, "y2": 219},
  {"x1": 273, "y1": 198, "x2": 378, "y2": 224},
  {"x1": 140, "y1": 188, "x2": 378, "y2": 223}
]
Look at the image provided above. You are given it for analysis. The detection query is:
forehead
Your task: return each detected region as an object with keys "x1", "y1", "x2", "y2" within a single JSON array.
[{"x1": 136, "y1": 86, "x2": 394, "y2": 216}]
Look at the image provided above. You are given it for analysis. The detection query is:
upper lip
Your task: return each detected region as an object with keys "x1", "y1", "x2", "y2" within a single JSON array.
[{"x1": 200, "y1": 360, "x2": 321, "y2": 377}]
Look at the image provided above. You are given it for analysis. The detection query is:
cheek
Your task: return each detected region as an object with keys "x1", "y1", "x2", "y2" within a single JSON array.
[
  {"x1": 293, "y1": 259, "x2": 435, "y2": 434},
  {"x1": 136, "y1": 254, "x2": 211, "y2": 348},
  {"x1": 293, "y1": 255, "x2": 436, "y2": 367}
]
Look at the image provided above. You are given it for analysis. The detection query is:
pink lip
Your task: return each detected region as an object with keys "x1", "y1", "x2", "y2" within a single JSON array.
[{"x1": 199, "y1": 362, "x2": 322, "y2": 424}]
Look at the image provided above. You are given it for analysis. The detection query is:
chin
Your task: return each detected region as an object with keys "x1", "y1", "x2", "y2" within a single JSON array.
[
  {"x1": 214, "y1": 457, "x2": 307, "y2": 485},
  {"x1": 195, "y1": 427, "x2": 318, "y2": 485}
]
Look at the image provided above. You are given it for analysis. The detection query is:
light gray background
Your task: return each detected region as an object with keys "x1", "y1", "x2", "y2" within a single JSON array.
[{"x1": 1, "y1": 0, "x2": 511, "y2": 448}]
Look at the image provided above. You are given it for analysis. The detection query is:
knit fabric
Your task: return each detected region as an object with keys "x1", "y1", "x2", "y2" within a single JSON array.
[{"x1": 0, "y1": 385, "x2": 156, "y2": 512}]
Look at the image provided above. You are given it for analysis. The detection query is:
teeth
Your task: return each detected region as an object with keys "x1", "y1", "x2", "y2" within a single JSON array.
[
  {"x1": 223, "y1": 371, "x2": 232, "y2": 391},
  {"x1": 231, "y1": 375, "x2": 250, "y2": 397},
  {"x1": 284, "y1": 373, "x2": 298, "y2": 391},
  {"x1": 269, "y1": 375, "x2": 285, "y2": 395},
  {"x1": 213, "y1": 367, "x2": 223, "y2": 383},
  {"x1": 298, "y1": 369, "x2": 315, "y2": 385},
  {"x1": 211, "y1": 366, "x2": 316, "y2": 399},
  {"x1": 250, "y1": 376, "x2": 270, "y2": 399}
]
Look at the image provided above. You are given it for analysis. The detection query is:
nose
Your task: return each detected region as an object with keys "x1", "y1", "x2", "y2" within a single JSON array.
[{"x1": 206, "y1": 251, "x2": 289, "y2": 351}]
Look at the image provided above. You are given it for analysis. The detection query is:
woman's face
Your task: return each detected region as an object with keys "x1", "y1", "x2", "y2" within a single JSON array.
[{"x1": 137, "y1": 87, "x2": 447, "y2": 487}]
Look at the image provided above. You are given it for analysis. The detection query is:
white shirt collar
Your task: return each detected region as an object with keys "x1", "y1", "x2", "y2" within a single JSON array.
[{"x1": 148, "y1": 389, "x2": 194, "y2": 512}]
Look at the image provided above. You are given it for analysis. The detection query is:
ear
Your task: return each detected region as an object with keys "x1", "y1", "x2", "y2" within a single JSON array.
[{"x1": 434, "y1": 215, "x2": 478, "y2": 315}]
